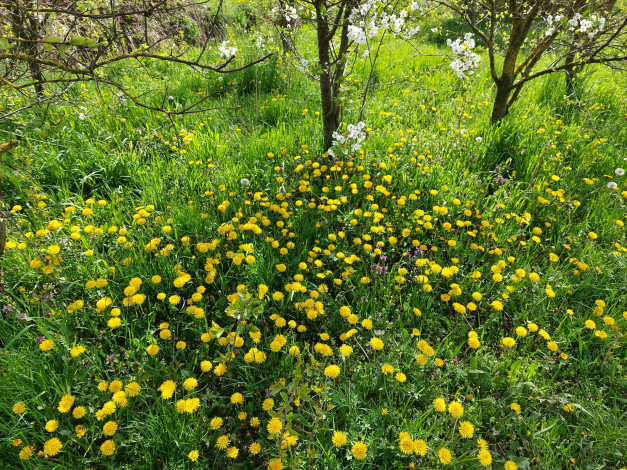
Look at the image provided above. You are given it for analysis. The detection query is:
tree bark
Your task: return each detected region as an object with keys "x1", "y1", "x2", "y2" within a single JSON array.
[
  {"x1": 0, "y1": 219, "x2": 5, "y2": 256},
  {"x1": 564, "y1": 47, "x2": 577, "y2": 97},
  {"x1": 10, "y1": 2, "x2": 45, "y2": 97},
  {"x1": 489, "y1": 1, "x2": 540, "y2": 124},
  {"x1": 314, "y1": 1, "x2": 354, "y2": 149},
  {"x1": 314, "y1": 1, "x2": 338, "y2": 149},
  {"x1": 491, "y1": 75, "x2": 513, "y2": 124}
]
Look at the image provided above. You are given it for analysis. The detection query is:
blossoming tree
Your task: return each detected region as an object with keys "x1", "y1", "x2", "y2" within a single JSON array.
[
  {"x1": 437, "y1": 0, "x2": 627, "y2": 123},
  {"x1": 273, "y1": 0, "x2": 422, "y2": 148},
  {"x1": 0, "y1": 1, "x2": 271, "y2": 123}
]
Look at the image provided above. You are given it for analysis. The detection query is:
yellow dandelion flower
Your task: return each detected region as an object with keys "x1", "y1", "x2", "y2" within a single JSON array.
[
  {"x1": 351, "y1": 441, "x2": 368, "y2": 460},
  {"x1": 332, "y1": 431, "x2": 347, "y2": 447},
  {"x1": 43, "y1": 437, "x2": 63, "y2": 456},
  {"x1": 438, "y1": 447, "x2": 452, "y2": 464}
]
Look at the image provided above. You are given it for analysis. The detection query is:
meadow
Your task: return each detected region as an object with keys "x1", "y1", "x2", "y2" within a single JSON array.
[{"x1": 1, "y1": 10, "x2": 626, "y2": 470}]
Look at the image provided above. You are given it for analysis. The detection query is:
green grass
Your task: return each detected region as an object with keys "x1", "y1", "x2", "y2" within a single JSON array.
[{"x1": 1, "y1": 13, "x2": 626, "y2": 470}]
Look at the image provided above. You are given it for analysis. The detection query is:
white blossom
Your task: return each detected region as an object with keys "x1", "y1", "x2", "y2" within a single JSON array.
[
  {"x1": 447, "y1": 33, "x2": 481, "y2": 79},
  {"x1": 329, "y1": 121, "x2": 367, "y2": 155},
  {"x1": 347, "y1": 25, "x2": 367, "y2": 45},
  {"x1": 218, "y1": 41, "x2": 237, "y2": 59},
  {"x1": 566, "y1": 13, "x2": 605, "y2": 38}
]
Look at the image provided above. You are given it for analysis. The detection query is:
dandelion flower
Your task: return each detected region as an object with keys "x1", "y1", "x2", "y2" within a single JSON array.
[
  {"x1": 448, "y1": 401, "x2": 464, "y2": 418},
  {"x1": 267, "y1": 417, "x2": 282, "y2": 435},
  {"x1": 40, "y1": 339, "x2": 54, "y2": 351},
  {"x1": 250, "y1": 442, "x2": 261, "y2": 454},
  {"x1": 438, "y1": 447, "x2": 452, "y2": 464},
  {"x1": 45, "y1": 419, "x2": 59, "y2": 432},
  {"x1": 478, "y1": 449, "x2": 492, "y2": 466},
  {"x1": 268, "y1": 458, "x2": 284, "y2": 470},
  {"x1": 491, "y1": 300, "x2": 504, "y2": 311},
  {"x1": 332, "y1": 431, "x2": 347, "y2": 447},
  {"x1": 370, "y1": 337, "x2": 384, "y2": 351},
  {"x1": 414, "y1": 439, "x2": 427, "y2": 456},
  {"x1": 230, "y1": 392, "x2": 244, "y2": 405},
  {"x1": 19, "y1": 446, "x2": 33, "y2": 460},
  {"x1": 188, "y1": 450, "x2": 199, "y2": 461},
  {"x1": 100, "y1": 439, "x2": 116, "y2": 456},
  {"x1": 44, "y1": 437, "x2": 63, "y2": 456},
  {"x1": 351, "y1": 441, "x2": 368, "y2": 460},
  {"x1": 434, "y1": 397, "x2": 446, "y2": 412},
  {"x1": 103, "y1": 421, "x2": 118, "y2": 436},
  {"x1": 400, "y1": 438, "x2": 414, "y2": 454},
  {"x1": 58, "y1": 394, "x2": 75, "y2": 413},
  {"x1": 180, "y1": 377, "x2": 197, "y2": 391},
  {"x1": 216, "y1": 434, "x2": 231, "y2": 449},
  {"x1": 395, "y1": 372, "x2": 407, "y2": 383},
  {"x1": 324, "y1": 365, "x2": 340, "y2": 379},
  {"x1": 459, "y1": 421, "x2": 474, "y2": 439},
  {"x1": 12, "y1": 402, "x2": 26, "y2": 414}
]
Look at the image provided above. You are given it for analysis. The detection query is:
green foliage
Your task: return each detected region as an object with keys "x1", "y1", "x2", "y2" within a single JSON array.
[{"x1": 1, "y1": 14, "x2": 626, "y2": 470}]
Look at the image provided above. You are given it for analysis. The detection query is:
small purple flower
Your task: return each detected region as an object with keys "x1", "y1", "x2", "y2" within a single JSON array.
[
  {"x1": 106, "y1": 355, "x2": 115, "y2": 362},
  {"x1": 16, "y1": 313, "x2": 27, "y2": 320},
  {"x1": 35, "y1": 335, "x2": 45, "y2": 344},
  {"x1": 2, "y1": 304, "x2": 13, "y2": 312}
]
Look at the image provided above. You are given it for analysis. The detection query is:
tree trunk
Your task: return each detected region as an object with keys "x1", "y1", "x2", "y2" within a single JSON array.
[
  {"x1": 10, "y1": 3, "x2": 45, "y2": 97},
  {"x1": 488, "y1": 2, "x2": 541, "y2": 124},
  {"x1": 320, "y1": 71, "x2": 338, "y2": 149},
  {"x1": 314, "y1": 2, "x2": 339, "y2": 149},
  {"x1": 0, "y1": 219, "x2": 5, "y2": 256},
  {"x1": 466, "y1": 0, "x2": 476, "y2": 27},
  {"x1": 564, "y1": 51, "x2": 577, "y2": 97},
  {"x1": 491, "y1": 76, "x2": 513, "y2": 124},
  {"x1": 280, "y1": 34, "x2": 291, "y2": 55}
]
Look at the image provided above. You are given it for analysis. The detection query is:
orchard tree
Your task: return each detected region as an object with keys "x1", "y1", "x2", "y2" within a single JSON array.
[
  {"x1": 273, "y1": 0, "x2": 422, "y2": 148},
  {"x1": 0, "y1": 1, "x2": 271, "y2": 252},
  {"x1": 0, "y1": 1, "x2": 271, "y2": 123},
  {"x1": 437, "y1": 0, "x2": 627, "y2": 123}
]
